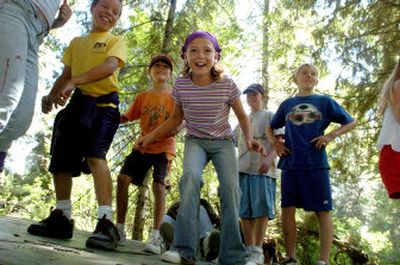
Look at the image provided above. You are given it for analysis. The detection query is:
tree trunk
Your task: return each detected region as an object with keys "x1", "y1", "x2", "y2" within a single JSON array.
[
  {"x1": 161, "y1": 0, "x2": 177, "y2": 54},
  {"x1": 131, "y1": 173, "x2": 151, "y2": 240},
  {"x1": 262, "y1": 0, "x2": 270, "y2": 108}
]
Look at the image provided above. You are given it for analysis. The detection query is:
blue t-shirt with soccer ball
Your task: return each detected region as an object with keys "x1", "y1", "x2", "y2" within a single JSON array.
[{"x1": 270, "y1": 94, "x2": 354, "y2": 170}]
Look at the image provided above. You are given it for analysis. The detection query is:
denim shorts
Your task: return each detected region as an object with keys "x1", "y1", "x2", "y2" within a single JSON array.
[
  {"x1": 239, "y1": 173, "x2": 276, "y2": 219},
  {"x1": 119, "y1": 149, "x2": 170, "y2": 186},
  {"x1": 281, "y1": 169, "x2": 332, "y2": 211},
  {"x1": 49, "y1": 105, "x2": 120, "y2": 176}
]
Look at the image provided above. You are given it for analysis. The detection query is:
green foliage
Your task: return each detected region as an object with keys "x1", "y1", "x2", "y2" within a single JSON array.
[{"x1": 3, "y1": 0, "x2": 399, "y2": 264}]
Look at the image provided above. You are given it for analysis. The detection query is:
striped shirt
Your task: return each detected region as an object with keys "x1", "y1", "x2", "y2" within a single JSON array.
[
  {"x1": 32, "y1": 0, "x2": 61, "y2": 28},
  {"x1": 173, "y1": 75, "x2": 241, "y2": 139}
]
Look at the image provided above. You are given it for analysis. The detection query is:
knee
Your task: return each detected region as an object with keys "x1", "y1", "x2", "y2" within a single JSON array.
[
  {"x1": 153, "y1": 181, "x2": 165, "y2": 193},
  {"x1": 117, "y1": 174, "x2": 132, "y2": 188}
]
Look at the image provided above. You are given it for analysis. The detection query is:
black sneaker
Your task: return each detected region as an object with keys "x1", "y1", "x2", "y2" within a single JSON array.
[
  {"x1": 201, "y1": 230, "x2": 220, "y2": 261},
  {"x1": 280, "y1": 257, "x2": 298, "y2": 265},
  {"x1": 27, "y1": 208, "x2": 74, "y2": 239},
  {"x1": 85, "y1": 215, "x2": 120, "y2": 250}
]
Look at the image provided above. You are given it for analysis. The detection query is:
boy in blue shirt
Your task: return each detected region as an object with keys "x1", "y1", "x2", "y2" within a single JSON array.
[{"x1": 267, "y1": 64, "x2": 356, "y2": 265}]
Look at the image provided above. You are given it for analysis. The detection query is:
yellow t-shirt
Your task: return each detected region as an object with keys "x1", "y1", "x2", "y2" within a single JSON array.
[{"x1": 62, "y1": 32, "x2": 127, "y2": 97}]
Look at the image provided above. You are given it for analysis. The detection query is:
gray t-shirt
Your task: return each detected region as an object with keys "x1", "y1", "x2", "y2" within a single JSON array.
[{"x1": 234, "y1": 109, "x2": 283, "y2": 178}]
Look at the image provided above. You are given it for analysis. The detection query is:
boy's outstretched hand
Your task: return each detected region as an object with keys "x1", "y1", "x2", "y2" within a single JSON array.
[{"x1": 51, "y1": 0, "x2": 72, "y2": 29}]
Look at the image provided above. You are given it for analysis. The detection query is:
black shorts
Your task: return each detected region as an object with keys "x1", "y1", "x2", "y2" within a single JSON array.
[
  {"x1": 49, "y1": 93, "x2": 120, "y2": 176},
  {"x1": 120, "y1": 149, "x2": 170, "y2": 186}
]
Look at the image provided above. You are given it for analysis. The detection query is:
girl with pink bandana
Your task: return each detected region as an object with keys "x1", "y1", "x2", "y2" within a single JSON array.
[{"x1": 136, "y1": 31, "x2": 264, "y2": 265}]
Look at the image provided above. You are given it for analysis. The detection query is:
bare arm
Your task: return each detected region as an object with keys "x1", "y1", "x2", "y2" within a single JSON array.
[
  {"x1": 135, "y1": 104, "x2": 184, "y2": 150},
  {"x1": 231, "y1": 99, "x2": 266, "y2": 155},
  {"x1": 59, "y1": 56, "x2": 120, "y2": 100},
  {"x1": 266, "y1": 126, "x2": 291, "y2": 157},
  {"x1": 392, "y1": 80, "x2": 400, "y2": 122},
  {"x1": 311, "y1": 120, "x2": 357, "y2": 149},
  {"x1": 51, "y1": 0, "x2": 72, "y2": 29}
]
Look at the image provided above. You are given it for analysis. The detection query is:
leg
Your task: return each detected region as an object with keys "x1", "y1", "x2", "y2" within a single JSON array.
[
  {"x1": 241, "y1": 218, "x2": 256, "y2": 246},
  {"x1": 0, "y1": 3, "x2": 40, "y2": 150},
  {"x1": 87, "y1": 157, "x2": 113, "y2": 206},
  {"x1": 282, "y1": 207, "x2": 296, "y2": 259},
  {"x1": 254, "y1": 216, "x2": 268, "y2": 246},
  {"x1": 116, "y1": 174, "x2": 132, "y2": 224},
  {"x1": 53, "y1": 172, "x2": 73, "y2": 201},
  {"x1": 172, "y1": 138, "x2": 208, "y2": 259},
  {"x1": 153, "y1": 181, "x2": 166, "y2": 230},
  {"x1": 315, "y1": 211, "x2": 333, "y2": 263},
  {"x1": 210, "y1": 139, "x2": 246, "y2": 265}
]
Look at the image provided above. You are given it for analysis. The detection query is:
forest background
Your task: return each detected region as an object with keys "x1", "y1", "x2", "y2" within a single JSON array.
[{"x1": 0, "y1": 0, "x2": 399, "y2": 264}]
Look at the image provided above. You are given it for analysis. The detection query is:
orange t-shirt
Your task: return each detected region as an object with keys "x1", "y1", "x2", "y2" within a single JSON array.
[{"x1": 124, "y1": 89, "x2": 176, "y2": 158}]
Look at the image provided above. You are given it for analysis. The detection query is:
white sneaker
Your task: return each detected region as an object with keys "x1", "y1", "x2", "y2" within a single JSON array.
[
  {"x1": 252, "y1": 247, "x2": 264, "y2": 264},
  {"x1": 161, "y1": 250, "x2": 182, "y2": 264},
  {"x1": 117, "y1": 227, "x2": 126, "y2": 243},
  {"x1": 316, "y1": 261, "x2": 328, "y2": 265},
  {"x1": 144, "y1": 231, "x2": 162, "y2": 254},
  {"x1": 161, "y1": 250, "x2": 196, "y2": 264}
]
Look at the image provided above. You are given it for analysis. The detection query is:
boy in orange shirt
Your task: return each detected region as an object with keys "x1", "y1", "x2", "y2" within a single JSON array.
[{"x1": 116, "y1": 55, "x2": 179, "y2": 254}]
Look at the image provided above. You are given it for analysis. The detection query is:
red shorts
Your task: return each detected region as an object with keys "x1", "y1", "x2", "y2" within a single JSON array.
[{"x1": 379, "y1": 145, "x2": 400, "y2": 199}]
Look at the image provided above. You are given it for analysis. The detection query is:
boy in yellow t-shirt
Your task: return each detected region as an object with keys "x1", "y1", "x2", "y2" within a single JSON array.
[
  {"x1": 116, "y1": 55, "x2": 180, "y2": 254},
  {"x1": 27, "y1": 0, "x2": 126, "y2": 251}
]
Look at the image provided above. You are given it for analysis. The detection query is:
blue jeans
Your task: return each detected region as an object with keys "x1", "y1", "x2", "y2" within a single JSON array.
[
  {"x1": 0, "y1": 0, "x2": 49, "y2": 152},
  {"x1": 172, "y1": 137, "x2": 246, "y2": 265}
]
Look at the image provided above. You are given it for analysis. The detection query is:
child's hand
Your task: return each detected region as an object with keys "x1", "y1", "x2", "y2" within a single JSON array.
[
  {"x1": 41, "y1": 95, "x2": 53, "y2": 114},
  {"x1": 258, "y1": 162, "x2": 269, "y2": 174},
  {"x1": 59, "y1": 80, "x2": 75, "y2": 104},
  {"x1": 258, "y1": 154, "x2": 273, "y2": 173},
  {"x1": 52, "y1": 0, "x2": 72, "y2": 29},
  {"x1": 311, "y1": 134, "x2": 335, "y2": 150},
  {"x1": 272, "y1": 141, "x2": 291, "y2": 157},
  {"x1": 135, "y1": 134, "x2": 153, "y2": 151}
]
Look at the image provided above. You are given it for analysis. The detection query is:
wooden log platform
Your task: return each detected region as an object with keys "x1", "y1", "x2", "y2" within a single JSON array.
[{"x1": 0, "y1": 216, "x2": 213, "y2": 265}]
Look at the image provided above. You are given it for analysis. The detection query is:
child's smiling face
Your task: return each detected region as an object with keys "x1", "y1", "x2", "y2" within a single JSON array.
[
  {"x1": 185, "y1": 38, "x2": 218, "y2": 77},
  {"x1": 91, "y1": 0, "x2": 122, "y2": 33}
]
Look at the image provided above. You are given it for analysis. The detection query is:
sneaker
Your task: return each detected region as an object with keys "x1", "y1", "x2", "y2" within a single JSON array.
[
  {"x1": 316, "y1": 261, "x2": 328, "y2": 265},
  {"x1": 280, "y1": 257, "x2": 298, "y2": 265},
  {"x1": 160, "y1": 222, "x2": 174, "y2": 250},
  {"x1": 161, "y1": 250, "x2": 195, "y2": 265},
  {"x1": 117, "y1": 227, "x2": 126, "y2": 243},
  {"x1": 250, "y1": 247, "x2": 264, "y2": 264},
  {"x1": 85, "y1": 215, "x2": 120, "y2": 250},
  {"x1": 27, "y1": 208, "x2": 74, "y2": 239},
  {"x1": 144, "y1": 230, "x2": 163, "y2": 254},
  {"x1": 202, "y1": 230, "x2": 220, "y2": 261}
]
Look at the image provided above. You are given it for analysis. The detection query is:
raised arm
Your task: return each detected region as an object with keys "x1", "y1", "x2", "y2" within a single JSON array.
[{"x1": 51, "y1": 0, "x2": 72, "y2": 29}]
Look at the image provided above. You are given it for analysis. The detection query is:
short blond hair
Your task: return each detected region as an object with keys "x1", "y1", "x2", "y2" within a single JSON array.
[{"x1": 294, "y1": 63, "x2": 319, "y2": 80}]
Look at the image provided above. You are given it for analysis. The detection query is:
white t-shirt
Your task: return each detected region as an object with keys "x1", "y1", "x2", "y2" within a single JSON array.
[{"x1": 377, "y1": 108, "x2": 400, "y2": 152}]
